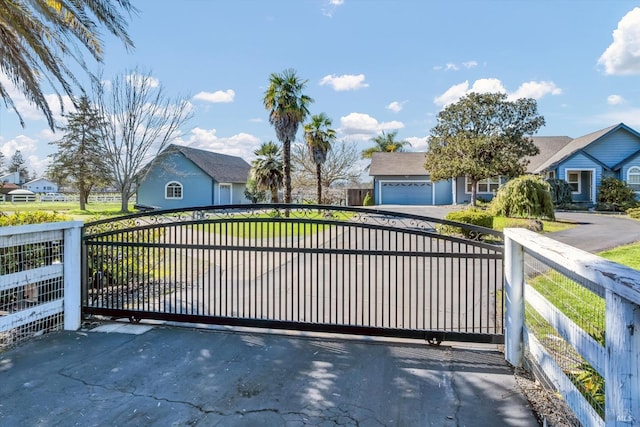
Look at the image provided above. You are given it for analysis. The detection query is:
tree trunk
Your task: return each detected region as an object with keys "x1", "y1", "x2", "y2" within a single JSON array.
[
  {"x1": 471, "y1": 178, "x2": 478, "y2": 207},
  {"x1": 78, "y1": 185, "x2": 87, "y2": 211},
  {"x1": 283, "y1": 139, "x2": 291, "y2": 204},
  {"x1": 316, "y1": 163, "x2": 322, "y2": 204},
  {"x1": 271, "y1": 186, "x2": 278, "y2": 204}
]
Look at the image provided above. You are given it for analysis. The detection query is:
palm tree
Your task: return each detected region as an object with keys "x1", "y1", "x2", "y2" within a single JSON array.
[
  {"x1": 263, "y1": 69, "x2": 313, "y2": 204},
  {"x1": 361, "y1": 130, "x2": 411, "y2": 158},
  {"x1": 303, "y1": 113, "x2": 336, "y2": 204},
  {"x1": 250, "y1": 141, "x2": 283, "y2": 203},
  {"x1": 0, "y1": 0, "x2": 136, "y2": 129}
]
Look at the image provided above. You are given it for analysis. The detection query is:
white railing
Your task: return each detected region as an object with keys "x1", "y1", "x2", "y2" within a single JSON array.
[
  {"x1": 505, "y1": 228, "x2": 640, "y2": 427},
  {"x1": 0, "y1": 221, "x2": 83, "y2": 351}
]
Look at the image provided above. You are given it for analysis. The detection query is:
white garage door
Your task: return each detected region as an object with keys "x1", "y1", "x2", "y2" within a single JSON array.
[{"x1": 380, "y1": 181, "x2": 432, "y2": 205}]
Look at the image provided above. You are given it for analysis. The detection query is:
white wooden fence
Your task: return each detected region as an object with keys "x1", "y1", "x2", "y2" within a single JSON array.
[
  {"x1": 505, "y1": 228, "x2": 640, "y2": 427},
  {"x1": 0, "y1": 222, "x2": 82, "y2": 351}
]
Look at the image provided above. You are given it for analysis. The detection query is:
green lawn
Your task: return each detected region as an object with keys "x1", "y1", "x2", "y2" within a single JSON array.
[
  {"x1": 492, "y1": 216, "x2": 576, "y2": 233},
  {"x1": 0, "y1": 201, "x2": 133, "y2": 221},
  {"x1": 202, "y1": 210, "x2": 354, "y2": 238}
]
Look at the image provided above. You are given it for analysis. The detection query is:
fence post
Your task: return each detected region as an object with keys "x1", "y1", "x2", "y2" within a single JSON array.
[
  {"x1": 64, "y1": 223, "x2": 83, "y2": 330},
  {"x1": 504, "y1": 230, "x2": 525, "y2": 367},
  {"x1": 605, "y1": 290, "x2": 640, "y2": 426}
]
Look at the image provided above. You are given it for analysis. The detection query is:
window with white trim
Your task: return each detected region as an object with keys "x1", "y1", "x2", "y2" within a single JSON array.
[
  {"x1": 165, "y1": 181, "x2": 183, "y2": 199},
  {"x1": 465, "y1": 176, "x2": 504, "y2": 194},
  {"x1": 566, "y1": 171, "x2": 580, "y2": 194},
  {"x1": 545, "y1": 170, "x2": 556, "y2": 179},
  {"x1": 628, "y1": 166, "x2": 640, "y2": 192}
]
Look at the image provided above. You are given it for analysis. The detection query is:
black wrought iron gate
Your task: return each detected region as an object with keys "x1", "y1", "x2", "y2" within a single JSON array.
[{"x1": 82, "y1": 205, "x2": 504, "y2": 343}]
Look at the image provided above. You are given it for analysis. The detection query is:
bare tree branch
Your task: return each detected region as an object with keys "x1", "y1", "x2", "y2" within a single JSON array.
[{"x1": 95, "y1": 68, "x2": 192, "y2": 212}]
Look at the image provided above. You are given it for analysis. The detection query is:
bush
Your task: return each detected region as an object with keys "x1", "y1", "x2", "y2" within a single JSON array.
[
  {"x1": 490, "y1": 175, "x2": 555, "y2": 220},
  {"x1": 546, "y1": 178, "x2": 573, "y2": 206},
  {"x1": 596, "y1": 177, "x2": 639, "y2": 212},
  {"x1": 627, "y1": 206, "x2": 640, "y2": 219},
  {"x1": 441, "y1": 208, "x2": 493, "y2": 238},
  {"x1": 362, "y1": 192, "x2": 374, "y2": 206},
  {"x1": 0, "y1": 211, "x2": 70, "y2": 226}
]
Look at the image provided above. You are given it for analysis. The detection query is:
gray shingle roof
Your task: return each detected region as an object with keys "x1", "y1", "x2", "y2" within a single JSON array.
[
  {"x1": 526, "y1": 136, "x2": 573, "y2": 173},
  {"x1": 164, "y1": 144, "x2": 251, "y2": 183},
  {"x1": 368, "y1": 152, "x2": 428, "y2": 176}
]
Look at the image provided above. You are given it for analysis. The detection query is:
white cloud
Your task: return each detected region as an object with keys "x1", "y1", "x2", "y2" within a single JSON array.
[
  {"x1": 0, "y1": 75, "x2": 73, "y2": 126},
  {"x1": 434, "y1": 78, "x2": 561, "y2": 107},
  {"x1": 0, "y1": 134, "x2": 51, "y2": 175},
  {"x1": 322, "y1": 0, "x2": 344, "y2": 17},
  {"x1": 386, "y1": 101, "x2": 405, "y2": 113},
  {"x1": 598, "y1": 7, "x2": 640, "y2": 75},
  {"x1": 433, "y1": 60, "x2": 478, "y2": 71},
  {"x1": 126, "y1": 72, "x2": 160, "y2": 89},
  {"x1": 339, "y1": 112, "x2": 404, "y2": 140},
  {"x1": 194, "y1": 89, "x2": 235, "y2": 103},
  {"x1": 598, "y1": 108, "x2": 640, "y2": 127},
  {"x1": 319, "y1": 74, "x2": 368, "y2": 91},
  {"x1": 607, "y1": 94, "x2": 626, "y2": 105},
  {"x1": 180, "y1": 127, "x2": 261, "y2": 160},
  {"x1": 508, "y1": 81, "x2": 562, "y2": 100},
  {"x1": 406, "y1": 136, "x2": 428, "y2": 151},
  {"x1": 469, "y1": 78, "x2": 507, "y2": 94}
]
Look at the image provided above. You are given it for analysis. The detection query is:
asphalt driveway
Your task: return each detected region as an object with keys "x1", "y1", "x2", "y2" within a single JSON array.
[
  {"x1": 0, "y1": 325, "x2": 537, "y2": 426},
  {"x1": 551, "y1": 211, "x2": 640, "y2": 253}
]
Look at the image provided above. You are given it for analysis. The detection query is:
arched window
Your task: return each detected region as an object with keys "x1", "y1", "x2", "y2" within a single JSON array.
[
  {"x1": 165, "y1": 181, "x2": 183, "y2": 199},
  {"x1": 628, "y1": 166, "x2": 640, "y2": 191}
]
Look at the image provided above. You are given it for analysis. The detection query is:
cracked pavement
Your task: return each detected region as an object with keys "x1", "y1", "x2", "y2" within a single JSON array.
[{"x1": 0, "y1": 326, "x2": 537, "y2": 426}]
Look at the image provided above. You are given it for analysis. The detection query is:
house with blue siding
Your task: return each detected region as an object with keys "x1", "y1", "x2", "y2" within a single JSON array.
[
  {"x1": 533, "y1": 123, "x2": 640, "y2": 204},
  {"x1": 369, "y1": 123, "x2": 640, "y2": 206},
  {"x1": 136, "y1": 144, "x2": 251, "y2": 209}
]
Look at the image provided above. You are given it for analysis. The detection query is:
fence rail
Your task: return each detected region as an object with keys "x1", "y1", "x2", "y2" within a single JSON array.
[
  {"x1": 505, "y1": 228, "x2": 640, "y2": 427},
  {"x1": 0, "y1": 221, "x2": 82, "y2": 351}
]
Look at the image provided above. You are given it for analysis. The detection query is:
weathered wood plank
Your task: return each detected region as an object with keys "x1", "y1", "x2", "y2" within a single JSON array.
[
  {"x1": 0, "y1": 299, "x2": 63, "y2": 333},
  {"x1": 525, "y1": 327, "x2": 604, "y2": 427},
  {"x1": 505, "y1": 237, "x2": 524, "y2": 367},
  {"x1": 0, "y1": 221, "x2": 83, "y2": 238},
  {"x1": 0, "y1": 264, "x2": 64, "y2": 292},
  {"x1": 0, "y1": 229, "x2": 62, "y2": 248},
  {"x1": 526, "y1": 284, "x2": 605, "y2": 375},
  {"x1": 605, "y1": 290, "x2": 640, "y2": 426}
]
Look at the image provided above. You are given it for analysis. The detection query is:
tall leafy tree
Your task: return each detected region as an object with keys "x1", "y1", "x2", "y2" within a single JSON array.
[
  {"x1": 0, "y1": 0, "x2": 136, "y2": 129},
  {"x1": 8, "y1": 149, "x2": 29, "y2": 183},
  {"x1": 361, "y1": 130, "x2": 410, "y2": 158},
  {"x1": 47, "y1": 95, "x2": 111, "y2": 210},
  {"x1": 425, "y1": 92, "x2": 545, "y2": 206},
  {"x1": 95, "y1": 68, "x2": 192, "y2": 212},
  {"x1": 250, "y1": 141, "x2": 283, "y2": 204},
  {"x1": 303, "y1": 113, "x2": 336, "y2": 204},
  {"x1": 263, "y1": 69, "x2": 313, "y2": 204}
]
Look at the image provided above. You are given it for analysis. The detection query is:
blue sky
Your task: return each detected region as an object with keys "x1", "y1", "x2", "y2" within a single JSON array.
[{"x1": 2, "y1": 0, "x2": 640, "y2": 178}]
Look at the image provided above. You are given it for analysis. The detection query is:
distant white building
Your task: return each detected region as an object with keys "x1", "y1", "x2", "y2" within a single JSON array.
[
  {"x1": 23, "y1": 178, "x2": 58, "y2": 193},
  {"x1": 0, "y1": 171, "x2": 21, "y2": 185}
]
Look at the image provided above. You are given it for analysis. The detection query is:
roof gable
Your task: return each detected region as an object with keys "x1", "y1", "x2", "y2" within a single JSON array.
[
  {"x1": 368, "y1": 152, "x2": 428, "y2": 176},
  {"x1": 533, "y1": 123, "x2": 635, "y2": 173},
  {"x1": 160, "y1": 145, "x2": 251, "y2": 183}
]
